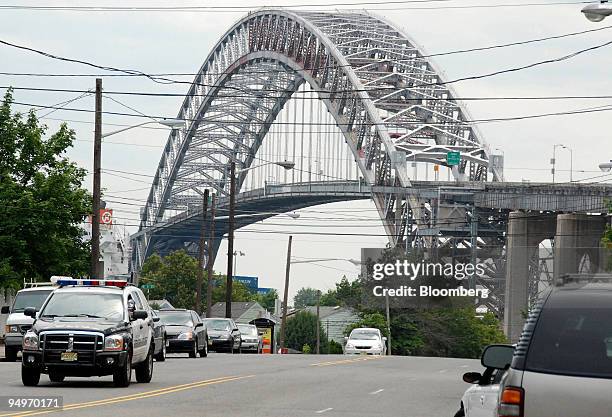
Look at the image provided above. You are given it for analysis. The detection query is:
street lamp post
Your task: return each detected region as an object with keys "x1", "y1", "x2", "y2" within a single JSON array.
[
  {"x1": 225, "y1": 160, "x2": 295, "y2": 319},
  {"x1": 551, "y1": 143, "x2": 564, "y2": 183},
  {"x1": 582, "y1": 1, "x2": 612, "y2": 21},
  {"x1": 561, "y1": 145, "x2": 573, "y2": 183},
  {"x1": 90, "y1": 83, "x2": 185, "y2": 280}
]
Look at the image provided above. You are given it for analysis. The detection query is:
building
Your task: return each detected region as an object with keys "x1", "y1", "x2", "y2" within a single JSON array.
[
  {"x1": 82, "y1": 207, "x2": 130, "y2": 279},
  {"x1": 208, "y1": 301, "x2": 279, "y2": 324},
  {"x1": 289, "y1": 306, "x2": 359, "y2": 345}
]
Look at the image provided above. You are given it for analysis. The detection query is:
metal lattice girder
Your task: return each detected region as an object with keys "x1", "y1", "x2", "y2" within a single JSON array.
[{"x1": 136, "y1": 9, "x2": 499, "y2": 269}]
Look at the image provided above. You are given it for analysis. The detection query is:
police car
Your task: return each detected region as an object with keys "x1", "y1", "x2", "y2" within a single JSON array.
[{"x1": 21, "y1": 278, "x2": 156, "y2": 387}]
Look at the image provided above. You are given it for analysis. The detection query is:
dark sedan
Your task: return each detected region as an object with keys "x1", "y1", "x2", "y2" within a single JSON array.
[
  {"x1": 203, "y1": 318, "x2": 241, "y2": 353},
  {"x1": 157, "y1": 309, "x2": 208, "y2": 358}
]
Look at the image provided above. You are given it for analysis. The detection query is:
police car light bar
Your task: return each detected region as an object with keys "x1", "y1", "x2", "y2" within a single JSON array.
[{"x1": 50, "y1": 276, "x2": 128, "y2": 288}]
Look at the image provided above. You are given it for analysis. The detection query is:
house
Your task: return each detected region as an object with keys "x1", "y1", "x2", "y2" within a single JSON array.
[
  {"x1": 289, "y1": 306, "x2": 359, "y2": 345},
  {"x1": 148, "y1": 299, "x2": 174, "y2": 309},
  {"x1": 209, "y1": 301, "x2": 279, "y2": 324}
]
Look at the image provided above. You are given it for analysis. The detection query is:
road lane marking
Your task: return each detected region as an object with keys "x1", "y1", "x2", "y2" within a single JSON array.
[
  {"x1": 460, "y1": 365, "x2": 469, "y2": 368},
  {"x1": 438, "y1": 369, "x2": 448, "y2": 373},
  {"x1": 0, "y1": 375, "x2": 254, "y2": 417},
  {"x1": 311, "y1": 356, "x2": 383, "y2": 367},
  {"x1": 369, "y1": 389, "x2": 384, "y2": 395},
  {"x1": 316, "y1": 408, "x2": 333, "y2": 414}
]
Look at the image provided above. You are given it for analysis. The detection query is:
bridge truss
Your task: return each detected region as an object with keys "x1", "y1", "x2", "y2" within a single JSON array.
[{"x1": 132, "y1": 9, "x2": 506, "y2": 312}]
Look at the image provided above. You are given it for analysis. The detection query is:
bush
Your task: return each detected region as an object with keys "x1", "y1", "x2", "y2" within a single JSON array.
[
  {"x1": 327, "y1": 340, "x2": 344, "y2": 354},
  {"x1": 302, "y1": 344, "x2": 312, "y2": 354}
]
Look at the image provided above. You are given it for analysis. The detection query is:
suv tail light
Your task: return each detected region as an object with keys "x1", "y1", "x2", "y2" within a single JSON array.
[{"x1": 498, "y1": 386, "x2": 524, "y2": 417}]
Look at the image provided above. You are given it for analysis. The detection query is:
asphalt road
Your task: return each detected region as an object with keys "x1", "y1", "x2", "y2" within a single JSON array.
[{"x1": 0, "y1": 353, "x2": 479, "y2": 417}]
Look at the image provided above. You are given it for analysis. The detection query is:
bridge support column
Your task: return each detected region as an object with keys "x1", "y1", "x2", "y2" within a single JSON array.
[
  {"x1": 504, "y1": 212, "x2": 555, "y2": 342},
  {"x1": 554, "y1": 214, "x2": 607, "y2": 280}
]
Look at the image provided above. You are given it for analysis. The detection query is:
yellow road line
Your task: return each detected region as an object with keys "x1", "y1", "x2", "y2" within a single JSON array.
[
  {"x1": 311, "y1": 356, "x2": 383, "y2": 367},
  {"x1": 1, "y1": 375, "x2": 254, "y2": 417}
]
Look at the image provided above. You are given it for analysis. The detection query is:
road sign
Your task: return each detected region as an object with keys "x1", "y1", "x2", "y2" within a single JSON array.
[
  {"x1": 233, "y1": 275, "x2": 259, "y2": 291},
  {"x1": 141, "y1": 283, "x2": 155, "y2": 289},
  {"x1": 447, "y1": 151, "x2": 461, "y2": 166}
]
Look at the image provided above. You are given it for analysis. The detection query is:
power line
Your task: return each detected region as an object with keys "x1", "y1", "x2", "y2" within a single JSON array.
[
  {"x1": 0, "y1": 1, "x2": 592, "y2": 12},
  {"x1": 2, "y1": 34, "x2": 611, "y2": 96}
]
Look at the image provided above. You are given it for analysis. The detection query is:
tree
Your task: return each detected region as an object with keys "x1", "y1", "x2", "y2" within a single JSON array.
[
  {"x1": 345, "y1": 312, "x2": 389, "y2": 337},
  {"x1": 320, "y1": 276, "x2": 362, "y2": 308},
  {"x1": 139, "y1": 251, "x2": 198, "y2": 309},
  {"x1": 293, "y1": 287, "x2": 320, "y2": 308},
  {"x1": 0, "y1": 90, "x2": 91, "y2": 289},
  {"x1": 253, "y1": 288, "x2": 278, "y2": 312},
  {"x1": 285, "y1": 311, "x2": 327, "y2": 353}
]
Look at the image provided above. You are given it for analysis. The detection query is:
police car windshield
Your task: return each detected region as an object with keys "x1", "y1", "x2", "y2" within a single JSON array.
[
  {"x1": 12, "y1": 290, "x2": 53, "y2": 312},
  {"x1": 41, "y1": 293, "x2": 124, "y2": 320}
]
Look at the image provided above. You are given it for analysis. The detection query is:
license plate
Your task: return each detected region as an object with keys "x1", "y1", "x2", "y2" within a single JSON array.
[
  {"x1": 360, "y1": 351, "x2": 367, "y2": 355},
  {"x1": 60, "y1": 352, "x2": 78, "y2": 362},
  {"x1": 208, "y1": 339, "x2": 213, "y2": 345}
]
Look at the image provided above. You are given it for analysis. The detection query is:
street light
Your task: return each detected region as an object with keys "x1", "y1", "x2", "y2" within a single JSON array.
[
  {"x1": 582, "y1": 1, "x2": 612, "y2": 22},
  {"x1": 101, "y1": 119, "x2": 185, "y2": 138},
  {"x1": 226, "y1": 160, "x2": 295, "y2": 319},
  {"x1": 600, "y1": 160, "x2": 612, "y2": 172},
  {"x1": 560, "y1": 145, "x2": 574, "y2": 182},
  {"x1": 551, "y1": 143, "x2": 565, "y2": 183}
]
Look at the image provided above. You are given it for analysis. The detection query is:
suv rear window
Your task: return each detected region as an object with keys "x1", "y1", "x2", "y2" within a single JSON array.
[{"x1": 525, "y1": 305, "x2": 612, "y2": 378}]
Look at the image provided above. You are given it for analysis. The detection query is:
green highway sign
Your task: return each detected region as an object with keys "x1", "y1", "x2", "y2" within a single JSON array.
[
  {"x1": 141, "y1": 283, "x2": 155, "y2": 289},
  {"x1": 446, "y1": 151, "x2": 461, "y2": 166}
]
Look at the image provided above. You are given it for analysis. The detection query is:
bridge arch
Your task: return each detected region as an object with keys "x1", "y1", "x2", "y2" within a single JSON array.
[{"x1": 134, "y1": 9, "x2": 496, "y2": 271}]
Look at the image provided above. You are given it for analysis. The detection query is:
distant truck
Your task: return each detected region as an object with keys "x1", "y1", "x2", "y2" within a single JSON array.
[{"x1": 2, "y1": 283, "x2": 55, "y2": 361}]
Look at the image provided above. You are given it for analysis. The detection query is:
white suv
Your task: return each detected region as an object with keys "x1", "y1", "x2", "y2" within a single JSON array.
[{"x1": 497, "y1": 274, "x2": 612, "y2": 417}]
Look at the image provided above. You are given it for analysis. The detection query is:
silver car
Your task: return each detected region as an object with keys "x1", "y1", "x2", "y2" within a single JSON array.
[
  {"x1": 237, "y1": 323, "x2": 261, "y2": 353},
  {"x1": 498, "y1": 275, "x2": 612, "y2": 417}
]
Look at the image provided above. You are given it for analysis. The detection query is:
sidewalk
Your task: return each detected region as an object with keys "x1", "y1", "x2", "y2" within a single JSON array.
[{"x1": 0, "y1": 341, "x2": 5, "y2": 360}]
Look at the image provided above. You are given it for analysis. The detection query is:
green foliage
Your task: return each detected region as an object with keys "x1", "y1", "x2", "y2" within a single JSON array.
[
  {"x1": 319, "y1": 276, "x2": 363, "y2": 308},
  {"x1": 0, "y1": 90, "x2": 91, "y2": 289},
  {"x1": 302, "y1": 344, "x2": 312, "y2": 354},
  {"x1": 345, "y1": 312, "x2": 389, "y2": 337},
  {"x1": 285, "y1": 311, "x2": 327, "y2": 353},
  {"x1": 211, "y1": 280, "x2": 254, "y2": 304},
  {"x1": 602, "y1": 224, "x2": 612, "y2": 272},
  {"x1": 139, "y1": 251, "x2": 198, "y2": 309},
  {"x1": 293, "y1": 287, "x2": 319, "y2": 308},
  {"x1": 327, "y1": 339, "x2": 344, "y2": 354},
  {"x1": 253, "y1": 288, "x2": 278, "y2": 311},
  {"x1": 140, "y1": 250, "x2": 258, "y2": 311},
  {"x1": 388, "y1": 308, "x2": 507, "y2": 358}
]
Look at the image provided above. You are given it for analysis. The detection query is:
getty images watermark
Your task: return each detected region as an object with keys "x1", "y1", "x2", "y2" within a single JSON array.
[{"x1": 371, "y1": 259, "x2": 489, "y2": 299}]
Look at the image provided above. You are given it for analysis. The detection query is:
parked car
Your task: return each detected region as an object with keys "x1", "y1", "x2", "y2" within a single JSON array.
[
  {"x1": 20, "y1": 278, "x2": 155, "y2": 387},
  {"x1": 203, "y1": 318, "x2": 241, "y2": 353},
  {"x1": 237, "y1": 323, "x2": 262, "y2": 353},
  {"x1": 497, "y1": 274, "x2": 612, "y2": 417},
  {"x1": 2, "y1": 286, "x2": 55, "y2": 362},
  {"x1": 344, "y1": 327, "x2": 387, "y2": 355},
  {"x1": 157, "y1": 309, "x2": 208, "y2": 358},
  {"x1": 150, "y1": 310, "x2": 167, "y2": 361},
  {"x1": 455, "y1": 344, "x2": 514, "y2": 417}
]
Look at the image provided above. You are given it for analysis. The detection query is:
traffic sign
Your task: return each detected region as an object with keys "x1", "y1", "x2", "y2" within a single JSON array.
[
  {"x1": 447, "y1": 151, "x2": 461, "y2": 166},
  {"x1": 141, "y1": 283, "x2": 155, "y2": 289}
]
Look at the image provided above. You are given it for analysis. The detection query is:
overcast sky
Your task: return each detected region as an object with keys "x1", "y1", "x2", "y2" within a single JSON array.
[{"x1": 1, "y1": 0, "x2": 611, "y2": 301}]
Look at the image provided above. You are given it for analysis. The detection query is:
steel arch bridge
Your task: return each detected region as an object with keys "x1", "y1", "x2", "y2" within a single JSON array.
[{"x1": 132, "y1": 9, "x2": 499, "y2": 274}]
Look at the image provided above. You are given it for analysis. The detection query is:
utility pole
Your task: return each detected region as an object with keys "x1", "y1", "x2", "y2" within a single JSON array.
[
  {"x1": 316, "y1": 289, "x2": 321, "y2": 354},
  {"x1": 205, "y1": 193, "x2": 216, "y2": 318},
  {"x1": 225, "y1": 161, "x2": 236, "y2": 319},
  {"x1": 195, "y1": 189, "x2": 209, "y2": 315},
  {"x1": 279, "y1": 235, "x2": 292, "y2": 353},
  {"x1": 385, "y1": 292, "x2": 392, "y2": 356},
  {"x1": 90, "y1": 78, "x2": 102, "y2": 279}
]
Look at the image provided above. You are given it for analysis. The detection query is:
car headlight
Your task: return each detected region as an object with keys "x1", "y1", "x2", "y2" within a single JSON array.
[
  {"x1": 104, "y1": 334, "x2": 124, "y2": 351},
  {"x1": 345, "y1": 343, "x2": 354, "y2": 349},
  {"x1": 6, "y1": 325, "x2": 19, "y2": 334},
  {"x1": 23, "y1": 331, "x2": 39, "y2": 350},
  {"x1": 177, "y1": 331, "x2": 193, "y2": 340}
]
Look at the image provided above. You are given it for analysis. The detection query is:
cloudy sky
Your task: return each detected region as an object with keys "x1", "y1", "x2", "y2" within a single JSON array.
[{"x1": 1, "y1": 0, "x2": 611, "y2": 300}]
